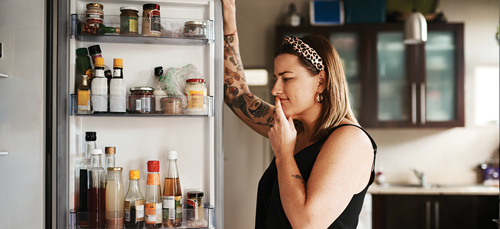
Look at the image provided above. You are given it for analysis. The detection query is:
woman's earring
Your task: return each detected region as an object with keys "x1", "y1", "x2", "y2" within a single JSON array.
[{"x1": 316, "y1": 93, "x2": 323, "y2": 103}]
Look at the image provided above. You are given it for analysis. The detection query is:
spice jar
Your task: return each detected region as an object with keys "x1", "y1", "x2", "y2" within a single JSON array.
[
  {"x1": 183, "y1": 21, "x2": 207, "y2": 38},
  {"x1": 120, "y1": 6, "x2": 139, "y2": 36},
  {"x1": 184, "y1": 79, "x2": 207, "y2": 115},
  {"x1": 161, "y1": 96, "x2": 182, "y2": 114},
  {"x1": 86, "y1": 3, "x2": 103, "y2": 24},
  {"x1": 142, "y1": 4, "x2": 161, "y2": 37},
  {"x1": 186, "y1": 191, "x2": 204, "y2": 222},
  {"x1": 129, "y1": 87, "x2": 155, "y2": 114}
]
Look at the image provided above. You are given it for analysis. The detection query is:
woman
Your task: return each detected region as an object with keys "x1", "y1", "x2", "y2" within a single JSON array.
[{"x1": 222, "y1": 0, "x2": 377, "y2": 228}]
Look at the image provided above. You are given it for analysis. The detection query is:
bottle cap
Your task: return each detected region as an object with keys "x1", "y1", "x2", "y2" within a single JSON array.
[
  {"x1": 94, "y1": 57, "x2": 104, "y2": 68},
  {"x1": 107, "y1": 167, "x2": 123, "y2": 171},
  {"x1": 154, "y1": 66, "x2": 163, "y2": 77},
  {"x1": 143, "y1": 3, "x2": 160, "y2": 10},
  {"x1": 129, "y1": 170, "x2": 140, "y2": 179},
  {"x1": 91, "y1": 149, "x2": 103, "y2": 155},
  {"x1": 105, "y1": 146, "x2": 116, "y2": 154},
  {"x1": 186, "y1": 78, "x2": 206, "y2": 83},
  {"x1": 85, "y1": 131, "x2": 96, "y2": 141},
  {"x1": 167, "y1": 150, "x2": 178, "y2": 160},
  {"x1": 113, "y1": 58, "x2": 123, "y2": 68},
  {"x1": 120, "y1": 6, "x2": 139, "y2": 12},
  {"x1": 88, "y1": 45, "x2": 102, "y2": 56},
  {"x1": 187, "y1": 191, "x2": 204, "y2": 198},
  {"x1": 76, "y1": 48, "x2": 89, "y2": 56},
  {"x1": 147, "y1": 160, "x2": 160, "y2": 172}
]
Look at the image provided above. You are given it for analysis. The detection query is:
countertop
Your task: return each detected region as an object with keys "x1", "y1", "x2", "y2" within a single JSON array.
[{"x1": 368, "y1": 184, "x2": 500, "y2": 196}]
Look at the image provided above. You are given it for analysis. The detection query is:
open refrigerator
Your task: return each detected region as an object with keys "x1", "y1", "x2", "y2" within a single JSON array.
[{"x1": 54, "y1": 0, "x2": 224, "y2": 228}]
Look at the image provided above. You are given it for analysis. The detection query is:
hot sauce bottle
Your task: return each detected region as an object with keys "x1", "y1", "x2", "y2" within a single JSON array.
[{"x1": 145, "y1": 160, "x2": 162, "y2": 228}]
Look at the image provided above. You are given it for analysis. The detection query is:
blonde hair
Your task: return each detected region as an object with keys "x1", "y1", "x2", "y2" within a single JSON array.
[{"x1": 276, "y1": 35, "x2": 358, "y2": 140}]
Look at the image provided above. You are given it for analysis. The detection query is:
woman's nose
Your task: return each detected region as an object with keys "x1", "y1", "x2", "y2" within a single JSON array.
[{"x1": 271, "y1": 80, "x2": 281, "y2": 96}]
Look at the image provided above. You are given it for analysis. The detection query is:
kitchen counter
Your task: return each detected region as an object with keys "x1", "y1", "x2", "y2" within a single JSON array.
[{"x1": 368, "y1": 184, "x2": 499, "y2": 195}]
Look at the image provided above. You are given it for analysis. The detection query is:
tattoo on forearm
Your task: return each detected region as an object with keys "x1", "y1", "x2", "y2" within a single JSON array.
[{"x1": 292, "y1": 174, "x2": 307, "y2": 190}]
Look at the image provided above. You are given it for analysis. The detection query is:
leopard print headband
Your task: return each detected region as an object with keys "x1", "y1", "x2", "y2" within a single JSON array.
[{"x1": 282, "y1": 36, "x2": 324, "y2": 72}]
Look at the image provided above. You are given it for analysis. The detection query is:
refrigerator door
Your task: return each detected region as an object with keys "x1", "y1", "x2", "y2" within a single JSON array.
[{"x1": 0, "y1": 0, "x2": 47, "y2": 228}]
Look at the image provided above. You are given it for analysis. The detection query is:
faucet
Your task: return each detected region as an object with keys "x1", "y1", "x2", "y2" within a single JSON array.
[{"x1": 411, "y1": 167, "x2": 429, "y2": 188}]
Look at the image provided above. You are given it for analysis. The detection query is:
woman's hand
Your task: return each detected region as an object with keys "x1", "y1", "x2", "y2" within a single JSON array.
[
  {"x1": 268, "y1": 97, "x2": 297, "y2": 158},
  {"x1": 222, "y1": 0, "x2": 237, "y2": 34}
]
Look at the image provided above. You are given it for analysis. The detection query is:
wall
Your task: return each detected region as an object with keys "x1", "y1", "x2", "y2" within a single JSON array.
[{"x1": 224, "y1": 0, "x2": 499, "y2": 228}]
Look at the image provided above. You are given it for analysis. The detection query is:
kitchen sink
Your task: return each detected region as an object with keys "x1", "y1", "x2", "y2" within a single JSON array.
[{"x1": 380, "y1": 183, "x2": 489, "y2": 189}]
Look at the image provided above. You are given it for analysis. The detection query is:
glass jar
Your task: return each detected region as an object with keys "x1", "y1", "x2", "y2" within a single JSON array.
[
  {"x1": 86, "y1": 3, "x2": 103, "y2": 24},
  {"x1": 161, "y1": 96, "x2": 182, "y2": 114},
  {"x1": 186, "y1": 191, "x2": 204, "y2": 221},
  {"x1": 142, "y1": 4, "x2": 161, "y2": 37},
  {"x1": 184, "y1": 79, "x2": 207, "y2": 114},
  {"x1": 129, "y1": 87, "x2": 155, "y2": 114},
  {"x1": 120, "y1": 6, "x2": 139, "y2": 36},
  {"x1": 183, "y1": 21, "x2": 206, "y2": 38}
]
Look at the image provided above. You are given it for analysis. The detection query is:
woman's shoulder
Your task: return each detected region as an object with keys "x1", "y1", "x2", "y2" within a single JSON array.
[{"x1": 322, "y1": 121, "x2": 374, "y2": 154}]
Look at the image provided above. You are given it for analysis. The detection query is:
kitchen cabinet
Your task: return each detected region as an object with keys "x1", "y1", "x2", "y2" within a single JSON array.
[
  {"x1": 372, "y1": 194, "x2": 499, "y2": 229},
  {"x1": 276, "y1": 23, "x2": 464, "y2": 128}
]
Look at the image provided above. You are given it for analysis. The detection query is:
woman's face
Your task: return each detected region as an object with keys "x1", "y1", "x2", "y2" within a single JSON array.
[{"x1": 272, "y1": 53, "x2": 322, "y2": 118}]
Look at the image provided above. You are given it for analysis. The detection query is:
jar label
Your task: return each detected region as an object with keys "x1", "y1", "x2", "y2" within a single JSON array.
[
  {"x1": 186, "y1": 90, "x2": 204, "y2": 109},
  {"x1": 162, "y1": 195, "x2": 182, "y2": 220},
  {"x1": 145, "y1": 203, "x2": 156, "y2": 224},
  {"x1": 156, "y1": 203, "x2": 162, "y2": 223},
  {"x1": 149, "y1": 10, "x2": 161, "y2": 32},
  {"x1": 136, "y1": 201, "x2": 145, "y2": 221},
  {"x1": 120, "y1": 16, "x2": 138, "y2": 33},
  {"x1": 77, "y1": 91, "x2": 91, "y2": 110},
  {"x1": 146, "y1": 174, "x2": 160, "y2": 185}
]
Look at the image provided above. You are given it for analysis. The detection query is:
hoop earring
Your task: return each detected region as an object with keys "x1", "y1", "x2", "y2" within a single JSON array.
[{"x1": 316, "y1": 93, "x2": 323, "y2": 103}]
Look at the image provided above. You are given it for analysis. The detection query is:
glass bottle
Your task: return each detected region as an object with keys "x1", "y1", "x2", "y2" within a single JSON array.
[
  {"x1": 78, "y1": 131, "x2": 97, "y2": 226},
  {"x1": 106, "y1": 167, "x2": 124, "y2": 229},
  {"x1": 145, "y1": 160, "x2": 162, "y2": 228},
  {"x1": 110, "y1": 58, "x2": 126, "y2": 113},
  {"x1": 78, "y1": 75, "x2": 92, "y2": 114},
  {"x1": 76, "y1": 48, "x2": 93, "y2": 92},
  {"x1": 104, "y1": 146, "x2": 116, "y2": 183},
  {"x1": 91, "y1": 57, "x2": 108, "y2": 113},
  {"x1": 124, "y1": 170, "x2": 145, "y2": 229},
  {"x1": 163, "y1": 150, "x2": 182, "y2": 227},
  {"x1": 88, "y1": 148, "x2": 106, "y2": 229}
]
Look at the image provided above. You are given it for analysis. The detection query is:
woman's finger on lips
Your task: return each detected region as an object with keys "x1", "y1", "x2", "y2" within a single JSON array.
[{"x1": 274, "y1": 97, "x2": 287, "y2": 123}]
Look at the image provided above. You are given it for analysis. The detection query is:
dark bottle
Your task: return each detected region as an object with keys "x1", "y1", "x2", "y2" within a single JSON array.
[
  {"x1": 124, "y1": 170, "x2": 145, "y2": 229},
  {"x1": 88, "y1": 148, "x2": 106, "y2": 229},
  {"x1": 78, "y1": 131, "x2": 97, "y2": 227},
  {"x1": 76, "y1": 48, "x2": 93, "y2": 93}
]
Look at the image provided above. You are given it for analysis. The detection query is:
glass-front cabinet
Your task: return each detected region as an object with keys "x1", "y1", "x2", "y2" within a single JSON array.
[{"x1": 276, "y1": 23, "x2": 464, "y2": 128}]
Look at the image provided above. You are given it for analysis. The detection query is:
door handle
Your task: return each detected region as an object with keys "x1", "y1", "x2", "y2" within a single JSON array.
[
  {"x1": 412, "y1": 83, "x2": 417, "y2": 124},
  {"x1": 0, "y1": 152, "x2": 8, "y2": 155},
  {"x1": 420, "y1": 83, "x2": 426, "y2": 124},
  {"x1": 426, "y1": 200, "x2": 431, "y2": 229},
  {"x1": 434, "y1": 201, "x2": 440, "y2": 229},
  {"x1": 0, "y1": 73, "x2": 8, "y2": 78}
]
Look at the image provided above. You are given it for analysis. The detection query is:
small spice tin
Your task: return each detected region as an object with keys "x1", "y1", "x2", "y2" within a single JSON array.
[
  {"x1": 183, "y1": 21, "x2": 207, "y2": 38},
  {"x1": 129, "y1": 87, "x2": 155, "y2": 114}
]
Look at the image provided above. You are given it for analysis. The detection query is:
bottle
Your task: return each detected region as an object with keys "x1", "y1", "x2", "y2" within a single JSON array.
[
  {"x1": 163, "y1": 150, "x2": 182, "y2": 227},
  {"x1": 78, "y1": 131, "x2": 97, "y2": 226},
  {"x1": 77, "y1": 75, "x2": 92, "y2": 114},
  {"x1": 284, "y1": 3, "x2": 302, "y2": 27},
  {"x1": 124, "y1": 170, "x2": 145, "y2": 229},
  {"x1": 76, "y1": 48, "x2": 93, "y2": 92},
  {"x1": 142, "y1": 4, "x2": 161, "y2": 37},
  {"x1": 91, "y1": 57, "x2": 108, "y2": 113},
  {"x1": 88, "y1": 148, "x2": 106, "y2": 229},
  {"x1": 153, "y1": 67, "x2": 167, "y2": 113},
  {"x1": 106, "y1": 167, "x2": 124, "y2": 229},
  {"x1": 78, "y1": 23, "x2": 120, "y2": 35},
  {"x1": 110, "y1": 59, "x2": 126, "y2": 113},
  {"x1": 145, "y1": 160, "x2": 162, "y2": 228},
  {"x1": 88, "y1": 45, "x2": 112, "y2": 79},
  {"x1": 104, "y1": 147, "x2": 116, "y2": 183}
]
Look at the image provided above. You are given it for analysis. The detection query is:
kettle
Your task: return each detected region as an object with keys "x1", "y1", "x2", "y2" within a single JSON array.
[{"x1": 284, "y1": 3, "x2": 302, "y2": 27}]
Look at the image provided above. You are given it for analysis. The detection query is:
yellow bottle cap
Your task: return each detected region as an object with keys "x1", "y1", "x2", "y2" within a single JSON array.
[
  {"x1": 129, "y1": 170, "x2": 140, "y2": 179},
  {"x1": 94, "y1": 57, "x2": 104, "y2": 68},
  {"x1": 114, "y1": 58, "x2": 123, "y2": 68}
]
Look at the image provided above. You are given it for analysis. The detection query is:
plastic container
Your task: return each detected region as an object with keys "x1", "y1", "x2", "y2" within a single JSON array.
[
  {"x1": 184, "y1": 79, "x2": 207, "y2": 114},
  {"x1": 161, "y1": 96, "x2": 182, "y2": 114},
  {"x1": 183, "y1": 21, "x2": 207, "y2": 38}
]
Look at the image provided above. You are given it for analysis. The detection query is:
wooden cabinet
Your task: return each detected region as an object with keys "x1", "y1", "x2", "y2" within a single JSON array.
[
  {"x1": 372, "y1": 194, "x2": 499, "y2": 229},
  {"x1": 276, "y1": 23, "x2": 464, "y2": 128}
]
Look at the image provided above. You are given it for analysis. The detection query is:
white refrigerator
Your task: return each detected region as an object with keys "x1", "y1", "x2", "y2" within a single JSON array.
[{"x1": 0, "y1": 0, "x2": 224, "y2": 228}]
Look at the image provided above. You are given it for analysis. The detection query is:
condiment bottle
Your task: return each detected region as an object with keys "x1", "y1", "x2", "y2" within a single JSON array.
[
  {"x1": 91, "y1": 57, "x2": 108, "y2": 113},
  {"x1": 88, "y1": 45, "x2": 112, "y2": 79},
  {"x1": 110, "y1": 58, "x2": 126, "y2": 113},
  {"x1": 185, "y1": 78, "x2": 207, "y2": 115},
  {"x1": 106, "y1": 167, "x2": 124, "y2": 229},
  {"x1": 124, "y1": 170, "x2": 145, "y2": 229},
  {"x1": 145, "y1": 160, "x2": 162, "y2": 228},
  {"x1": 77, "y1": 75, "x2": 92, "y2": 114},
  {"x1": 75, "y1": 48, "x2": 93, "y2": 92},
  {"x1": 142, "y1": 4, "x2": 161, "y2": 37},
  {"x1": 104, "y1": 146, "x2": 116, "y2": 183},
  {"x1": 153, "y1": 67, "x2": 167, "y2": 113},
  {"x1": 78, "y1": 131, "x2": 97, "y2": 227},
  {"x1": 163, "y1": 150, "x2": 182, "y2": 227},
  {"x1": 88, "y1": 148, "x2": 106, "y2": 229}
]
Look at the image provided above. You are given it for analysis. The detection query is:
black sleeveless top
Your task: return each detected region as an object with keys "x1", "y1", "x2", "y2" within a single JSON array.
[{"x1": 255, "y1": 124, "x2": 377, "y2": 229}]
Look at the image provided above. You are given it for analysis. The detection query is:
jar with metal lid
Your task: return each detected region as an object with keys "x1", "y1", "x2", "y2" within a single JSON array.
[
  {"x1": 184, "y1": 79, "x2": 207, "y2": 114},
  {"x1": 142, "y1": 4, "x2": 161, "y2": 37},
  {"x1": 86, "y1": 3, "x2": 103, "y2": 24},
  {"x1": 120, "y1": 6, "x2": 139, "y2": 36},
  {"x1": 186, "y1": 191, "x2": 204, "y2": 222},
  {"x1": 129, "y1": 87, "x2": 155, "y2": 114},
  {"x1": 183, "y1": 21, "x2": 206, "y2": 38}
]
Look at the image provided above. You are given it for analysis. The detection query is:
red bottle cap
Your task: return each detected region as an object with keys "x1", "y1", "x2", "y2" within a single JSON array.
[{"x1": 147, "y1": 160, "x2": 160, "y2": 172}]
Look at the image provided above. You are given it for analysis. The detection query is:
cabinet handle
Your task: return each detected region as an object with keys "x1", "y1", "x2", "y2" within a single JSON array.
[
  {"x1": 420, "y1": 83, "x2": 426, "y2": 124},
  {"x1": 0, "y1": 73, "x2": 8, "y2": 78},
  {"x1": 412, "y1": 83, "x2": 417, "y2": 124},
  {"x1": 434, "y1": 201, "x2": 440, "y2": 229},
  {"x1": 426, "y1": 200, "x2": 431, "y2": 229}
]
